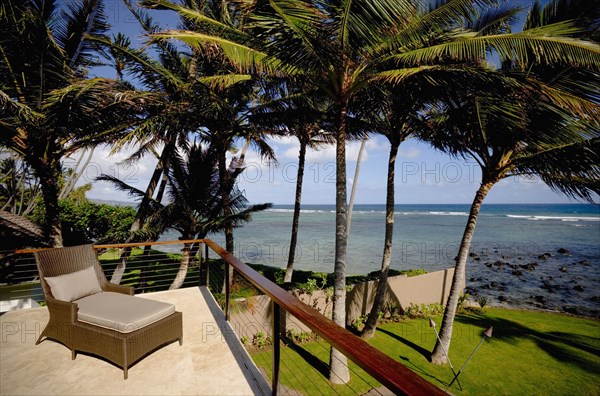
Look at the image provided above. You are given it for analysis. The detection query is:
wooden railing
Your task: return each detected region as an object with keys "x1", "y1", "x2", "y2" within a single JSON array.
[{"x1": 203, "y1": 239, "x2": 446, "y2": 396}]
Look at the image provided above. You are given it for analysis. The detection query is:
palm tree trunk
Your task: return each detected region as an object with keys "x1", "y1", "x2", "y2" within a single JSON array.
[
  {"x1": 111, "y1": 141, "x2": 172, "y2": 284},
  {"x1": 347, "y1": 135, "x2": 367, "y2": 236},
  {"x1": 330, "y1": 103, "x2": 350, "y2": 385},
  {"x1": 361, "y1": 142, "x2": 398, "y2": 338},
  {"x1": 284, "y1": 137, "x2": 307, "y2": 283},
  {"x1": 218, "y1": 144, "x2": 235, "y2": 293},
  {"x1": 170, "y1": 241, "x2": 192, "y2": 289},
  {"x1": 38, "y1": 170, "x2": 64, "y2": 247},
  {"x1": 430, "y1": 181, "x2": 494, "y2": 364}
]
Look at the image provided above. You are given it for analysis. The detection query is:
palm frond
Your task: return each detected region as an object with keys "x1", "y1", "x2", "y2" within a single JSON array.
[
  {"x1": 387, "y1": 22, "x2": 600, "y2": 69},
  {"x1": 154, "y1": 30, "x2": 289, "y2": 75}
]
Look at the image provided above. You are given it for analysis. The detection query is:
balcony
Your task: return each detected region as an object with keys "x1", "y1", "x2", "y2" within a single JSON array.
[
  {"x1": 1, "y1": 286, "x2": 270, "y2": 395},
  {"x1": 0, "y1": 240, "x2": 446, "y2": 395}
]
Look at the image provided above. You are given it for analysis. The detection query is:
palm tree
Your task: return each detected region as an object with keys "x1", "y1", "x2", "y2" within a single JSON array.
[
  {"x1": 425, "y1": 81, "x2": 599, "y2": 364},
  {"x1": 0, "y1": 0, "x2": 149, "y2": 247},
  {"x1": 252, "y1": 78, "x2": 333, "y2": 283},
  {"x1": 100, "y1": 142, "x2": 271, "y2": 289},
  {"x1": 146, "y1": 0, "x2": 600, "y2": 382},
  {"x1": 0, "y1": 0, "x2": 133, "y2": 246},
  {"x1": 427, "y1": 0, "x2": 600, "y2": 365}
]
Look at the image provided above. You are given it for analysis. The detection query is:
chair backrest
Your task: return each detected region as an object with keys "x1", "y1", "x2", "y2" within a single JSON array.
[{"x1": 34, "y1": 244, "x2": 109, "y2": 299}]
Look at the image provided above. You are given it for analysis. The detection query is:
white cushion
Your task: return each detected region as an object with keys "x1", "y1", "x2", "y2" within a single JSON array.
[
  {"x1": 45, "y1": 266, "x2": 102, "y2": 302},
  {"x1": 75, "y1": 292, "x2": 176, "y2": 333}
]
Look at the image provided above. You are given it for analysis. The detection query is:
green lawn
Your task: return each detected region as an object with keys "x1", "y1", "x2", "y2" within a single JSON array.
[{"x1": 251, "y1": 308, "x2": 600, "y2": 395}]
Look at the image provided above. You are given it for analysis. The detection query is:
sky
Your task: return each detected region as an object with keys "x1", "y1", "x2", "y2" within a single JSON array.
[{"x1": 78, "y1": 0, "x2": 590, "y2": 206}]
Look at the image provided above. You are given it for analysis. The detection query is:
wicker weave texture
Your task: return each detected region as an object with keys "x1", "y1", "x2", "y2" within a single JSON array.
[{"x1": 33, "y1": 244, "x2": 183, "y2": 379}]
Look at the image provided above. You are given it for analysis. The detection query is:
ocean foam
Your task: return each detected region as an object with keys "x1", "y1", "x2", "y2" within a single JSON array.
[{"x1": 507, "y1": 214, "x2": 600, "y2": 222}]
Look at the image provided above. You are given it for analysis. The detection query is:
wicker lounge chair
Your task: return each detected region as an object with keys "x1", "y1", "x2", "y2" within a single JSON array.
[{"x1": 34, "y1": 244, "x2": 183, "y2": 379}]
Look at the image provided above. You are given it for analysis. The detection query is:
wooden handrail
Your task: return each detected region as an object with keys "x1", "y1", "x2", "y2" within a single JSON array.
[{"x1": 204, "y1": 239, "x2": 447, "y2": 396}]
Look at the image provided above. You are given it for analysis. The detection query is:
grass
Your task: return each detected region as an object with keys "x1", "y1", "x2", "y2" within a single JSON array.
[{"x1": 251, "y1": 308, "x2": 600, "y2": 395}]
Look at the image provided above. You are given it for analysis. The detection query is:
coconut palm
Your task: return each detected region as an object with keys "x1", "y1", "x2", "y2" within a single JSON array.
[
  {"x1": 100, "y1": 141, "x2": 271, "y2": 289},
  {"x1": 0, "y1": 0, "x2": 143, "y2": 246},
  {"x1": 252, "y1": 77, "x2": 334, "y2": 283},
  {"x1": 427, "y1": 0, "x2": 600, "y2": 365},
  {"x1": 146, "y1": 0, "x2": 600, "y2": 382},
  {"x1": 425, "y1": 81, "x2": 599, "y2": 364}
]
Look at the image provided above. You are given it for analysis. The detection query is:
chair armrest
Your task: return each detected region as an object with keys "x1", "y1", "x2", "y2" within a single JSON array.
[
  {"x1": 45, "y1": 297, "x2": 78, "y2": 323},
  {"x1": 104, "y1": 283, "x2": 134, "y2": 296}
]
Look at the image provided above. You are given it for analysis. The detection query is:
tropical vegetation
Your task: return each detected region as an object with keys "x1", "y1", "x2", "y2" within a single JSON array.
[{"x1": 1, "y1": 0, "x2": 599, "y2": 388}]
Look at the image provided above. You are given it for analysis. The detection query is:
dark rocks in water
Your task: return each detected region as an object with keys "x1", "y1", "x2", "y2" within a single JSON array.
[
  {"x1": 541, "y1": 280, "x2": 556, "y2": 292},
  {"x1": 485, "y1": 262, "x2": 493, "y2": 268},
  {"x1": 465, "y1": 287, "x2": 477, "y2": 295},
  {"x1": 559, "y1": 267, "x2": 568, "y2": 273},
  {"x1": 578, "y1": 260, "x2": 590, "y2": 266},
  {"x1": 502, "y1": 255, "x2": 512, "y2": 259},
  {"x1": 469, "y1": 277, "x2": 476, "y2": 282},
  {"x1": 534, "y1": 295, "x2": 545, "y2": 303},
  {"x1": 557, "y1": 248, "x2": 569, "y2": 254},
  {"x1": 509, "y1": 264, "x2": 519, "y2": 269},
  {"x1": 562, "y1": 306, "x2": 579, "y2": 315},
  {"x1": 574, "y1": 285, "x2": 584, "y2": 292},
  {"x1": 474, "y1": 257, "x2": 481, "y2": 261},
  {"x1": 498, "y1": 295, "x2": 508, "y2": 302},
  {"x1": 591, "y1": 296, "x2": 600, "y2": 303},
  {"x1": 469, "y1": 252, "x2": 478, "y2": 258},
  {"x1": 490, "y1": 281, "x2": 499, "y2": 288},
  {"x1": 538, "y1": 253, "x2": 551, "y2": 260},
  {"x1": 512, "y1": 270, "x2": 523, "y2": 276},
  {"x1": 520, "y1": 262, "x2": 538, "y2": 270},
  {"x1": 493, "y1": 260, "x2": 507, "y2": 269}
]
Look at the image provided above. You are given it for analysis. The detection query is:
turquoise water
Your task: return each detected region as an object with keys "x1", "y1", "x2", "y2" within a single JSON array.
[{"x1": 162, "y1": 204, "x2": 600, "y2": 315}]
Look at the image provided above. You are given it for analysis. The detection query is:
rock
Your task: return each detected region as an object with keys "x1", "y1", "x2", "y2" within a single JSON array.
[
  {"x1": 574, "y1": 285, "x2": 584, "y2": 292},
  {"x1": 538, "y1": 253, "x2": 551, "y2": 260},
  {"x1": 562, "y1": 306, "x2": 578, "y2": 315},
  {"x1": 493, "y1": 260, "x2": 507, "y2": 269},
  {"x1": 469, "y1": 277, "x2": 476, "y2": 282},
  {"x1": 520, "y1": 262, "x2": 538, "y2": 270},
  {"x1": 534, "y1": 295, "x2": 545, "y2": 303},
  {"x1": 512, "y1": 270, "x2": 523, "y2": 276},
  {"x1": 578, "y1": 260, "x2": 590, "y2": 266},
  {"x1": 557, "y1": 248, "x2": 569, "y2": 254},
  {"x1": 498, "y1": 295, "x2": 508, "y2": 302},
  {"x1": 474, "y1": 257, "x2": 481, "y2": 261},
  {"x1": 559, "y1": 267, "x2": 568, "y2": 273},
  {"x1": 469, "y1": 252, "x2": 479, "y2": 258},
  {"x1": 485, "y1": 262, "x2": 493, "y2": 268},
  {"x1": 490, "y1": 281, "x2": 499, "y2": 288},
  {"x1": 502, "y1": 255, "x2": 511, "y2": 259}
]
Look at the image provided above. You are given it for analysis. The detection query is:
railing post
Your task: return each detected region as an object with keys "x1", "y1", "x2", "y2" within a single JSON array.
[
  {"x1": 198, "y1": 242, "x2": 203, "y2": 287},
  {"x1": 272, "y1": 303, "x2": 281, "y2": 396},
  {"x1": 225, "y1": 262, "x2": 230, "y2": 321},
  {"x1": 205, "y1": 243, "x2": 210, "y2": 290}
]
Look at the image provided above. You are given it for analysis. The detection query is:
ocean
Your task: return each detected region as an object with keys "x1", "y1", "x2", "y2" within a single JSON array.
[{"x1": 162, "y1": 203, "x2": 600, "y2": 315}]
